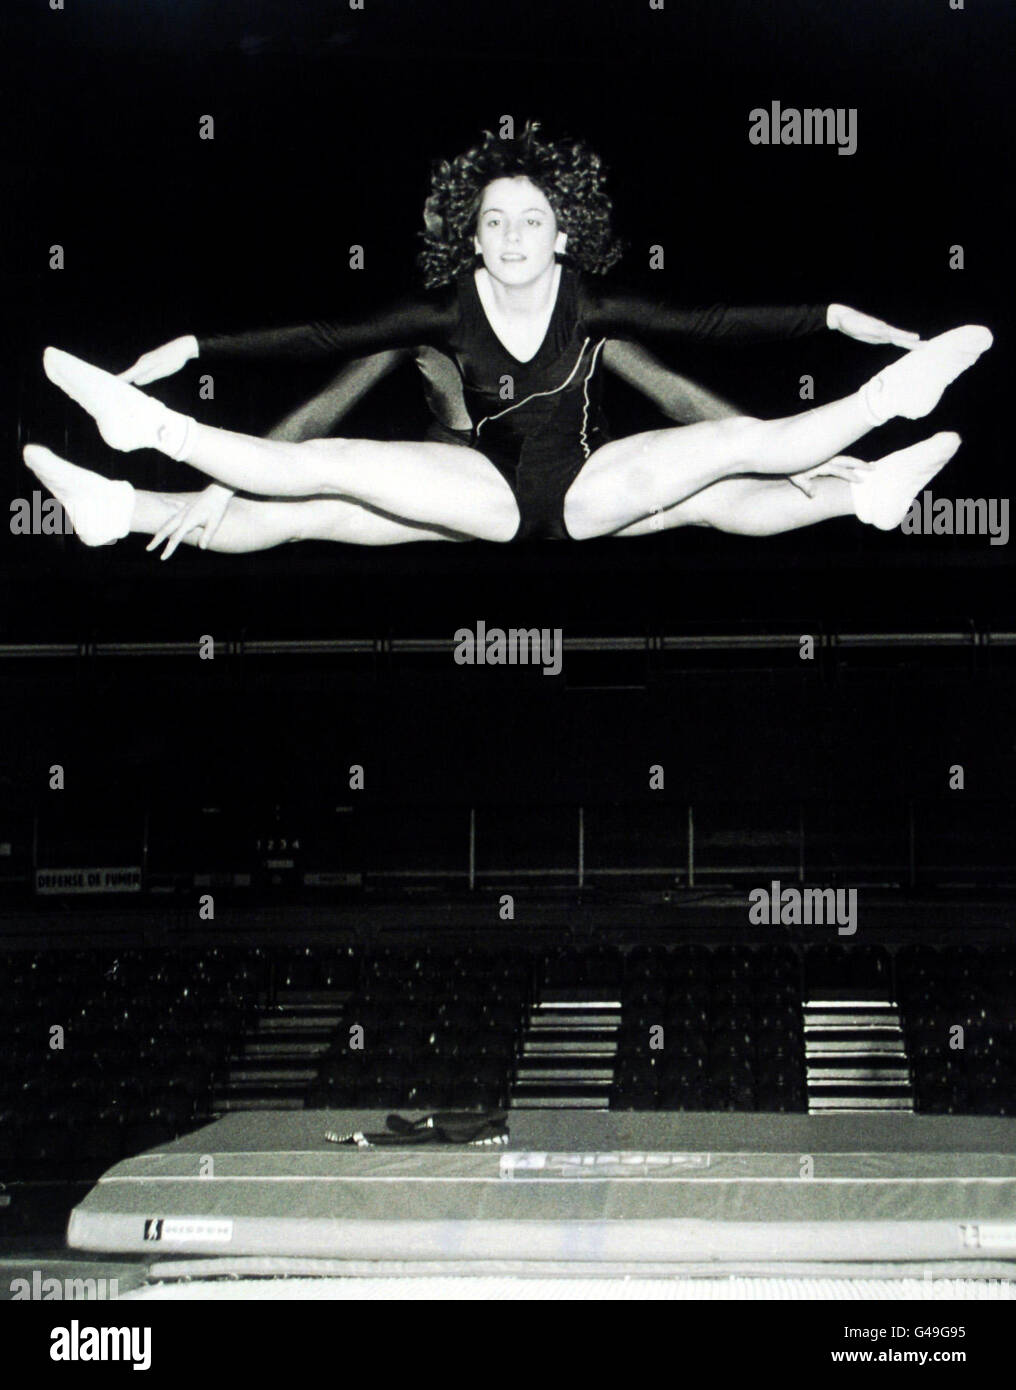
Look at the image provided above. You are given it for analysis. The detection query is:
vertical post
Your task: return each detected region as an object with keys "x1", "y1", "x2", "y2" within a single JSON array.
[
  {"x1": 468, "y1": 807, "x2": 476, "y2": 891},
  {"x1": 578, "y1": 806, "x2": 585, "y2": 889},
  {"x1": 687, "y1": 804, "x2": 695, "y2": 888}
]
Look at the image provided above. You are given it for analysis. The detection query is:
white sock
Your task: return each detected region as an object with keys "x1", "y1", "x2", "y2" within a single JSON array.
[
  {"x1": 851, "y1": 432, "x2": 961, "y2": 530},
  {"x1": 43, "y1": 346, "x2": 192, "y2": 458},
  {"x1": 860, "y1": 326, "x2": 992, "y2": 425},
  {"x1": 23, "y1": 445, "x2": 135, "y2": 546}
]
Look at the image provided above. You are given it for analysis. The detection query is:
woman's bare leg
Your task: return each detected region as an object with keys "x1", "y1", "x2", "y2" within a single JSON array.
[
  {"x1": 613, "y1": 475, "x2": 854, "y2": 538},
  {"x1": 175, "y1": 430, "x2": 518, "y2": 540},
  {"x1": 40, "y1": 332, "x2": 989, "y2": 547},
  {"x1": 564, "y1": 403, "x2": 862, "y2": 540},
  {"x1": 612, "y1": 433, "x2": 962, "y2": 538},
  {"x1": 40, "y1": 349, "x2": 519, "y2": 542},
  {"x1": 564, "y1": 379, "x2": 971, "y2": 541},
  {"x1": 131, "y1": 490, "x2": 465, "y2": 550},
  {"x1": 563, "y1": 326, "x2": 991, "y2": 540},
  {"x1": 23, "y1": 447, "x2": 467, "y2": 550}
]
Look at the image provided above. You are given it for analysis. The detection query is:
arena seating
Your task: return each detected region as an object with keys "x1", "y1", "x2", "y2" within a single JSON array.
[
  {"x1": 613, "y1": 945, "x2": 807, "y2": 1111},
  {"x1": 897, "y1": 944, "x2": 1016, "y2": 1116},
  {"x1": 3, "y1": 938, "x2": 1014, "y2": 1233},
  {"x1": 305, "y1": 948, "x2": 531, "y2": 1110},
  {"x1": 0, "y1": 947, "x2": 265, "y2": 1191}
]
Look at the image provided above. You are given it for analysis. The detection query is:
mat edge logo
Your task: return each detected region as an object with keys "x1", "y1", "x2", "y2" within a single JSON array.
[
  {"x1": 960, "y1": 1221, "x2": 1016, "y2": 1251},
  {"x1": 500, "y1": 1151, "x2": 712, "y2": 1179},
  {"x1": 144, "y1": 1216, "x2": 233, "y2": 1243}
]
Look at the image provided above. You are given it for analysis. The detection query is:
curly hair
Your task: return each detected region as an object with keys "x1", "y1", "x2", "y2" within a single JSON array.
[{"x1": 417, "y1": 121, "x2": 624, "y2": 289}]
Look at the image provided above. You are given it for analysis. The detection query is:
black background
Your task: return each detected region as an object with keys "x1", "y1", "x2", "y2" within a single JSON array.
[{"x1": 1, "y1": 0, "x2": 1011, "y2": 639}]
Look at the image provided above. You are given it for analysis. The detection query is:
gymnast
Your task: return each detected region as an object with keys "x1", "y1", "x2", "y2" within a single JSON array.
[
  {"x1": 24, "y1": 122, "x2": 992, "y2": 550},
  {"x1": 113, "y1": 341, "x2": 746, "y2": 557},
  {"x1": 141, "y1": 342, "x2": 749, "y2": 558}
]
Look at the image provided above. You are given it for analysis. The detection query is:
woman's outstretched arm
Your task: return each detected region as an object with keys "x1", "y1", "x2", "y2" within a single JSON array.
[
  {"x1": 196, "y1": 294, "x2": 456, "y2": 362},
  {"x1": 119, "y1": 294, "x2": 457, "y2": 385},
  {"x1": 586, "y1": 287, "x2": 919, "y2": 349}
]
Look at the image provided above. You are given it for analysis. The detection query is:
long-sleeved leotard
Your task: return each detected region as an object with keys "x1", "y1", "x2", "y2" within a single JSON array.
[{"x1": 199, "y1": 267, "x2": 828, "y2": 539}]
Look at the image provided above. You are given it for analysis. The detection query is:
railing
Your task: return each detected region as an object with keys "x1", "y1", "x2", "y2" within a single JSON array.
[
  {"x1": 5, "y1": 797, "x2": 1016, "y2": 898},
  {"x1": 1, "y1": 628, "x2": 1015, "y2": 662}
]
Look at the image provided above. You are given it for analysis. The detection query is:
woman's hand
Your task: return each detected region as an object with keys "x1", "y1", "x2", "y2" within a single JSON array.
[
  {"x1": 789, "y1": 457, "x2": 874, "y2": 499},
  {"x1": 120, "y1": 335, "x2": 200, "y2": 386},
  {"x1": 146, "y1": 484, "x2": 234, "y2": 560},
  {"x1": 827, "y1": 304, "x2": 920, "y2": 349}
]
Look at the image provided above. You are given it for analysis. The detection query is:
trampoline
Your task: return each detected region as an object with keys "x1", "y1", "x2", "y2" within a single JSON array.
[{"x1": 63, "y1": 1109, "x2": 1016, "y2": 1295}]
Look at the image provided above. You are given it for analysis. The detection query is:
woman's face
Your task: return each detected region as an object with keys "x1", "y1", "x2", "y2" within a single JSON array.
[{"x1": 474, "y1": 177, "x2": 567, "y2": 286}]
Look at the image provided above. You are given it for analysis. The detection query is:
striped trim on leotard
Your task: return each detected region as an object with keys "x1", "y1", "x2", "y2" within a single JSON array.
[
  {"x1": 474, "y1": 338, "x2": 594, "y2": 437},
  {"x1": 579, "y1": 338, "x2": 607, "y2": 460}
]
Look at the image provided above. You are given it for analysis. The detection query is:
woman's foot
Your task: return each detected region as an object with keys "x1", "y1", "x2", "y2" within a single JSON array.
[
  {"x1": 42, "y1": 347, "x2": 192, "y2": 458},
  {"x1": 851, "y1": 431, "x2": 961, "y2": 530},
  {"x1": 23, "y1": 444, "x2": 135, "y2": 546},
  {"x1": 861, "y1": 326, "x2": 992, "y2": 425}
]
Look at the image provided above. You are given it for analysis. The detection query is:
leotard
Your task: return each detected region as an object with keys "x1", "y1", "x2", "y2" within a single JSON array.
[{"x1": 199, "y1": 266, "x2": 828, "y2": 539}]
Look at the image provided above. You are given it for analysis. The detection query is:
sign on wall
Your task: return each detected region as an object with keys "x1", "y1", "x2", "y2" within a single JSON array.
[{"x1": 35, "y1": 867, "x2": 142, "y2": 895}]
